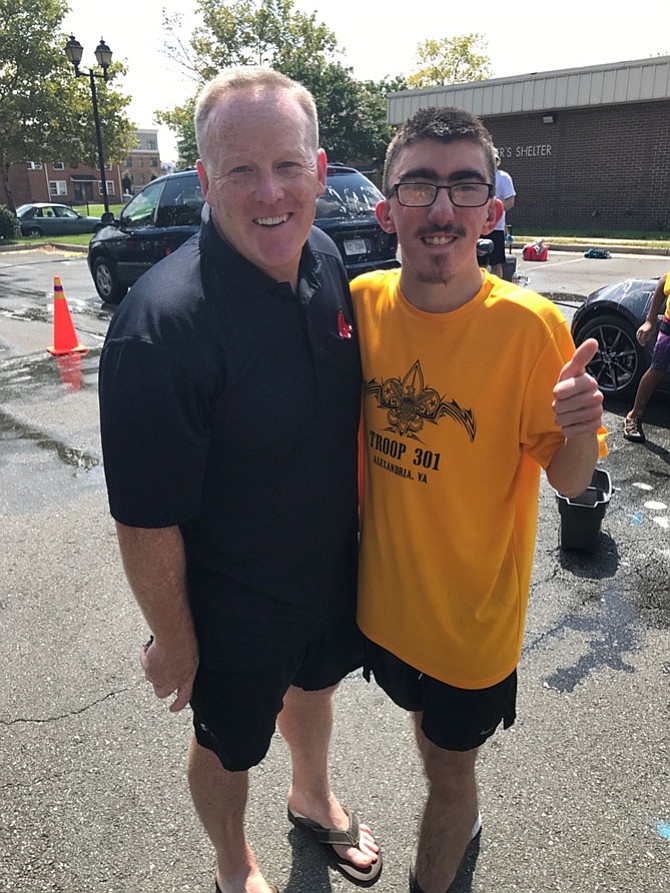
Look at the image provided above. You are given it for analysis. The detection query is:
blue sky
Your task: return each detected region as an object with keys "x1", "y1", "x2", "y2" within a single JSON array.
[{"x1": 62, "y1": 0, "x2": 670, "y2": 162}]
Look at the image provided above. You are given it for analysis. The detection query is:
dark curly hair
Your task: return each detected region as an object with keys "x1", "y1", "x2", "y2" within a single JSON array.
[{"x1": 383, "y1": 107, "x2": 496, "y2": 194}]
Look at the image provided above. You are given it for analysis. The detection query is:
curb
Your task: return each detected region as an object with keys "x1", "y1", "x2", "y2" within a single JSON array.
[
  {"x1": 0, "y1": 242, "x2": 41, "y2": 253},
  {"x1": 48, "y1": 242, "x2": 88, "y2": 254},
  {"x1": 512, "y1": 242, "x2": 670, "y2": 258},
  {"x1": 0, "y1": 241, "x2": 88, "y2": 254}
]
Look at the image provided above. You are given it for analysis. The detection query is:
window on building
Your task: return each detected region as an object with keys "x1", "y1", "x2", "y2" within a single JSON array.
[
  {"x1": 49, "y1": 180, "x2": 68, "y2": 196},
  {"x1": 53, "y1": 162, "x2": 65, "y2": 171},
  {"x1": 26, "y1": 162, "x2": 43, "y2": 170},
  {"x1": 147, "y1": 139, "x2": 157, "y2": 150},
  {"x1": 138, "y1": 158, "x2": 144, "y2": 167},
  {"x1": 126, "y1": 158, "x2": 133, "y2": 167},
  {"x1": 149, "y1": 158, "x2": 158, "y2": 167},
  {"x1": 98, "y1": 180, "x2": 116, "y2": 196}
]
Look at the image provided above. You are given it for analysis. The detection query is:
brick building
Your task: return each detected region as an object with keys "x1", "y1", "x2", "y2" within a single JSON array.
[
  {"x1": 387, "y1": 56, "x2": 670, "y2": 233},
  {"x1": 122, "y1": 128, "x2": 162, "y2": 194},
  {"x1": 3, "y1": 160, "x2": 124, "y2": 209},
  {"x1": 1, "y1": 128, "x2": 161, "y2": 209}
]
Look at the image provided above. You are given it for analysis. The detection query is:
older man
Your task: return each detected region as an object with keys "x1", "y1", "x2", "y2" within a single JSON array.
[{"x1": 99, "y1": 67, "x2": 380, "y2": 893}]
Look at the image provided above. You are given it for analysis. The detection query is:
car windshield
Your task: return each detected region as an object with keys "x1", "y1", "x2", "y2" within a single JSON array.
[
  {"x1": 120, "y1": 181, "x2": 163, "y2": 228},
  {"x1": 317, "y1": 172, "x2": 382, "y2": 221}
]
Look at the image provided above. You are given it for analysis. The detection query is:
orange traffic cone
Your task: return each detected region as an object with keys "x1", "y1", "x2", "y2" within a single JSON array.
[{"x1": 47, "y1": 276, "x2": 88, "y2": 356}]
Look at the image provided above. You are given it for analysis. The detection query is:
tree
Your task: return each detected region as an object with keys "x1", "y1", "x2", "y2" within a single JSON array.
[
  {"x1": 0, "y1": 0, "x2": 135, "y2": 210},
  {"x1": 162, "y1": 0, "x2": 339, "y2": 81},
  {"x1": 154, "y1": 96, "x2": 198, "y2": 169},
  {"x1": 158, "y1": 0, "x2": 400, "y2": 172},
  {"x1": 407, "y1": 33, "x2": 492, "y2": 88}
]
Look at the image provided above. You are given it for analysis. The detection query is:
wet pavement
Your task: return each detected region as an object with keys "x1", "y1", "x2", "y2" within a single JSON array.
[{"x1": 1, "y1": 249, "x2": 669, "y2": 892}]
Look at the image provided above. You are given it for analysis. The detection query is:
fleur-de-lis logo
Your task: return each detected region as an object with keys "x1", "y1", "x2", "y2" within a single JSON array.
[{"x1": 364, "y1": 359, "x2": 476, "y2": 442}]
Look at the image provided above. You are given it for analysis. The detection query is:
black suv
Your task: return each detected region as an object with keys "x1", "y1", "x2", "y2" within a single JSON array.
[{"x1": 88, "y1": 165, "x2": 398, "y2": 302}]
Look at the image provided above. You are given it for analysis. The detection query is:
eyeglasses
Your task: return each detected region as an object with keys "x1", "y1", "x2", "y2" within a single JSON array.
[{"x1": 389, "y1": 181, "x2": 494, "y2": 208}]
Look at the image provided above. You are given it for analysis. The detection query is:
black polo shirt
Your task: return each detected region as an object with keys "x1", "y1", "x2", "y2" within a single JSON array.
[{"x1": 99, "y1": 210, "x2": 361, "y2": 666}]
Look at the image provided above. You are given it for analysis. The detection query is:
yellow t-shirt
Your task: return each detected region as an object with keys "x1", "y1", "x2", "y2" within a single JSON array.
[
  {"x1": 352, "y1": 269, "x2": 596, "y2": 689},
  {"x1": 663, "y1": 273, "x2": 670, "y2": 317}
]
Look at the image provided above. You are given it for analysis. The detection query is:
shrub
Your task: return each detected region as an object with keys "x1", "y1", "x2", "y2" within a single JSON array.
[{"x1": 0, "y1": 204, "x2": 20, "y2": 240}]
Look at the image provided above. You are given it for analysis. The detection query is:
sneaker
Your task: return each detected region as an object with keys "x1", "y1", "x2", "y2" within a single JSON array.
[
  {"x1": 623, "y1": 415, "x2": 645, "y2": 443},
  {"x1": 471, "y1": 810, "x2": 482, "y2": 839}
]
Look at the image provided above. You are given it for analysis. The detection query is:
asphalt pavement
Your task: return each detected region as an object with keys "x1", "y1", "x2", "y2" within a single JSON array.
[{"x1": 1, "y1": 247, "x2": 669, "y2": 893}]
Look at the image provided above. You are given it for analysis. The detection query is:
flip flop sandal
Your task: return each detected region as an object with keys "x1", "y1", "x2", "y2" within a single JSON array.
[{"x1": 288, "y1": 805, "x2": 383, "y2": 886}]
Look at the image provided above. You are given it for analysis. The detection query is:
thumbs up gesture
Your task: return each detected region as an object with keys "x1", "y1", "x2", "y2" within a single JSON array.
[{"x1": 552, "y1": 338, "x2": 604, "y2": 438}]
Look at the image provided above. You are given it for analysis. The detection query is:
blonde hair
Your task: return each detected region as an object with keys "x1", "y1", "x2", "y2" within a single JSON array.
[{"x1": 194, "y1": 66, "x2": 319, "y2": 169}]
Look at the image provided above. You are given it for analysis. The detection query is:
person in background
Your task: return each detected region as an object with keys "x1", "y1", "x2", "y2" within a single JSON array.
[
  {"x1": 98, "y1": 66, "x2": 381, "y2": 893},
  {"x1": 488, "y1": 148, "x2": 516, "y2": 278},
  {"x1": 351, "y1": 106, "x2": 606, "y2": 893},
  {"x1": 623, "y1": 271, "x2": 670, "y2": 443}
]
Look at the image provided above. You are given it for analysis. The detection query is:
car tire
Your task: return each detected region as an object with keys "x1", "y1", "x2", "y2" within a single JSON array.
[
  {"x1": 574, "y1": 313, "x2": 647, "y2": 399},
  {"x1": 25, "y1": 226, "x2": 43, "y2": 237},
  {"x1": 92, "y1": 255, "x2": 128, "y2": 303}
]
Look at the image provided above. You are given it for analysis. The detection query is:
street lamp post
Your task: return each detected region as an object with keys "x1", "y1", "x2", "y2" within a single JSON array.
[{"x1": 64, "y1": 35, "x2": 113, "y2": 215}]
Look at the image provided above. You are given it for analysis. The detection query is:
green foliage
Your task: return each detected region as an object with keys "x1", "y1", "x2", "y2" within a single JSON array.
[
  {"x1": 0, "y1": 203, "x2": 20, "y2": 239},
  {"x1": 158, "y1": 0, "x2": 402, "y2": 172},
  {"x1": 155, "y1": 96, "x2": 198, "y2": 169},
  {"x1": 407, "y1": 33, "x2": 492, "y2": 88},
  {"x1": 0, "y1": 0, "x2": 136, "y2": 211}
]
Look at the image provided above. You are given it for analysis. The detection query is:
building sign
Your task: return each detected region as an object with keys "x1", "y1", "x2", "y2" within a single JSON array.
[{"x1": 498, "y1": 145, "x2": 553, "y2": 158}]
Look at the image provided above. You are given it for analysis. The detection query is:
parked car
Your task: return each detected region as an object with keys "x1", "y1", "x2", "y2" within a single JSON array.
[
  {"x1": 17, "y1": 203, "x2": 102, "y2": 238},
  {"x1": 87, "y1": 166, "x2": 398, "y2": 302},
  {"x1": 571, "y1": 277, "x2": 669, "y2": 399}
]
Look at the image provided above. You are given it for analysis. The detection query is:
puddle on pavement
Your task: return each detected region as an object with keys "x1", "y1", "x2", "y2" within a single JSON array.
[
  {"x1": 0, "y1": 349, "x2": 100, "y2": 399},
  {"x1": 0, "y1": 411, "x2": 100, "y2": 470},
  {"x1": 541, "y1": 586, "x2": 638, "y2": 692},
  {"x1": 0, "y1": 424, "x2": 103, "y2": 513},
  {"x1": 6, "y1": 306, "x2": 50, "y2": 324},
  {"x1": 524, "y1": 582, "x2": 668, "y2": 692}
]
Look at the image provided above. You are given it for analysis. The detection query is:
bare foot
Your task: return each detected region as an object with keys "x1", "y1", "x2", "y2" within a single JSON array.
[{"x1": 287, "y1": 790, "x2": 380, "y2": 871}]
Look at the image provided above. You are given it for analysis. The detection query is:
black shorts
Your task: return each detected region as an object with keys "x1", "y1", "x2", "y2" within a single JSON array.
[
  {"x1": 190, "y1": 613, "x2": 363, "y2": 771},
  {"x1": 364, "y1": 638, "x2": 517, "y2": 752},
  {"x1": 487, "y1": 229, "x2": 507, "y2": 266}
]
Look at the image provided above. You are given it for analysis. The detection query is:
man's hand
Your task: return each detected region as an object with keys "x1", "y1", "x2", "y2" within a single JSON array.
[
  {"x1": 552, "y1": 338, "x2": 604, "y2": 439},
  {"x1": 140, "y1": 632, "x2": 199, "y2": 713},
  {"x1": 636, "y1": 320, "x2": 654, "y2": 347}
]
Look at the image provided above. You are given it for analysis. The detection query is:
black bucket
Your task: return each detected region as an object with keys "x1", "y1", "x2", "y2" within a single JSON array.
[{"x1": 555, "y1": 468, "x2": 613, "y2": 552}]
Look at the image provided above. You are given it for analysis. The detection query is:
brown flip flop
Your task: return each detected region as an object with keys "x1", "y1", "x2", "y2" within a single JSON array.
[{"x1": 288, "y1": 805, "x2": 383, "y2": 886}]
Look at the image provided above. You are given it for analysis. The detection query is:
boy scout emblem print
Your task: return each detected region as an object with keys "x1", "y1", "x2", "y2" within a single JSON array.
[{"x1": 364, "y1": 359, "x2": 476, "y2": 442}]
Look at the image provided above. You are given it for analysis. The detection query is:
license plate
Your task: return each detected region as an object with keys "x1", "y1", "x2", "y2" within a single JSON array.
[{"x1": 344, "y1": 238, "x2": 367, "y2": 256}]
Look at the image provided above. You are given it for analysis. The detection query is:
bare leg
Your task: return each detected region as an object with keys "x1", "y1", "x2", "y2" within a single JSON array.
[
  {"x1": 490, "y1": 263, "x2": 503, "y2": 278},
  {"x1": 628, "y1": 367, "x2": 664, "y2": 419},
  {"x1": 188, "y1": 737, "x2": 274, "y2": 893},
  {"x1": 413, "y1": 714, "x2": 480, "y2": 893},
  {"x1": 277, "y1": 684, "x2": 379, "y2": 869}
]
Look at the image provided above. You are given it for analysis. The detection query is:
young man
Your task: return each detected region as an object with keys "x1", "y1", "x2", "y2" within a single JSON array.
[
  {"x1": 623, "y1": 271, "x2": 670, "y2": 443},
  {"x1": 351, "y1": 107, "x2": 606, "y2": 893},
  {"x1": 488, "y1": 148, "x2": 516, "y2": 278},
  {"x1": 99, "y1": 68, "x2": 380, "y2": 893}
]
